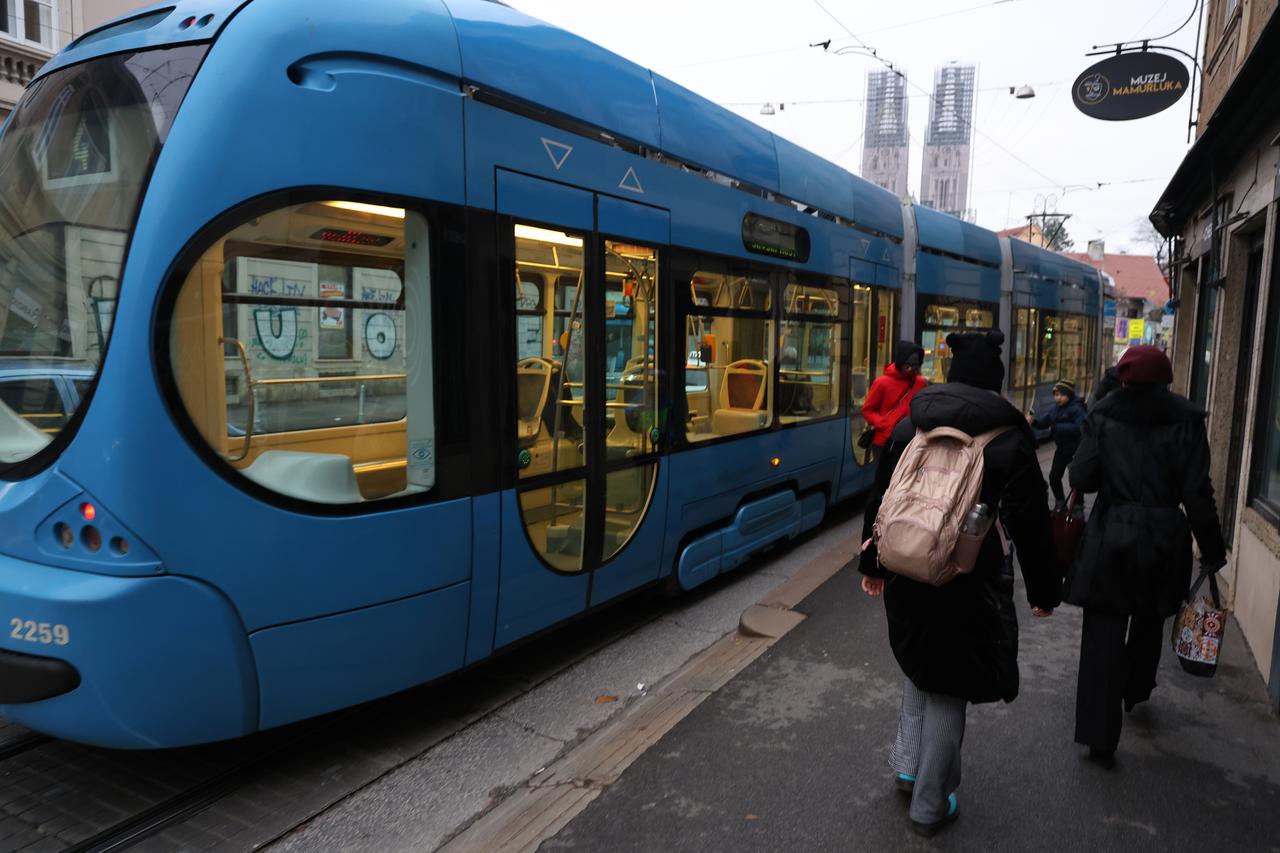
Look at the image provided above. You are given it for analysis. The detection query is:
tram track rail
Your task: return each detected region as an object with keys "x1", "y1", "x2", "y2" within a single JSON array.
[
  {"x1": 0, "y1": 572, "x2": 707, "y2": 853},
  {"x1": 0, "y1": 731, "x2": 51, "y2": 762},
  {"x1": 0, "y1": 500, "x2": 863, "y2": 853}
]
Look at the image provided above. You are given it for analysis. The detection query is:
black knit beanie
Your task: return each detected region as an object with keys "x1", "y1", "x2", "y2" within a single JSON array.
[
  {"x1": 945, "y1": 330, "x2": 1005, "y2": 392},
  {"x1": 893, "y1": 340, "x2": 924, "y2": 370}
]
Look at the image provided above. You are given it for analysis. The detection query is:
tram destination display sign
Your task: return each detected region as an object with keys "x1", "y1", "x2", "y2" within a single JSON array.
[{"x1": 1072, "y1": 52, "x2": 1189, "y2": 121}]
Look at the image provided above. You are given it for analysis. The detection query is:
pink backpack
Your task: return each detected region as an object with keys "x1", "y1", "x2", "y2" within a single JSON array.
[{"x1": 872, "y1": 425, "x2": 1011, "y2": 586}]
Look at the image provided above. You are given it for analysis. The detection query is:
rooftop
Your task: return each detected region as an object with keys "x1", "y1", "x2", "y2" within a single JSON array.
[{"x1": 1063, "y1": 251, "x2": 1168, "y2": 303}]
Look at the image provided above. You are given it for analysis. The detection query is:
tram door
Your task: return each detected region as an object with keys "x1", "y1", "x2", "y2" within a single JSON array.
[{"x1": 495, "y1": 170, "x2": 670, "y2": 647}]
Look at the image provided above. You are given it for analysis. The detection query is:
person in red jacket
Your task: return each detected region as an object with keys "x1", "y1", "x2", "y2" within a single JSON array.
[{"x1": 862, "y1": 341, "x2": 927, "y2": 456}]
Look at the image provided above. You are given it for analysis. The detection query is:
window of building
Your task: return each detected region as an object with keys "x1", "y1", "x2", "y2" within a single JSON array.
[
  {"x1": 1189, "y1": 282, "x2": 1218, "y2": 410},
  {"x1": 918, "y1": 296, "x2": 996, "y2": 384},
  {"x1": 0, "y1": 1, "x2": 56, "y2": 48},
  {"x1": 23, "y1": 0, "x2": 51, "y2": 47},
  {"x1": 779, "y1": 280, "x2": 843, "y2": 424},
  {"x1": 685, "y1": 268, "x2": 773, "y2": 442},
  {"x1": 1224, "y1": 0, "x2": 1240, "y2": 28},
  {"x1": 167, "y1": 199, "x2": 428, "y2": 505},
  {"x1": 1251, "y1": 228, "x2": 1280, "y2": 521}
]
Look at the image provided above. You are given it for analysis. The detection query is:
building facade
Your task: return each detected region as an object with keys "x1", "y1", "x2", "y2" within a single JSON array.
[
  {"x1": 919, "y1": 61, "x2": 975, "y2": 220},
  {"x1": 0, "y1": 1, "x2": 140, "y2": 122},
  {"x1": 859, "y1": 69, "x2": 909, "y2": 197},
  {"x1": 1152, "y1": 0, "x2": 1280, "y2": 712}
]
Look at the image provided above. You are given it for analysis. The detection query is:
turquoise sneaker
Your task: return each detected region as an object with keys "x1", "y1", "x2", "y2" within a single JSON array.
[{"x1": 911, "y1": 792, "x2": 959, "y2": 837}]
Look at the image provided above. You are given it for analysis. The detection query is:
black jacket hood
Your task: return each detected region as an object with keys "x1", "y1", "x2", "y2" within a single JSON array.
[
  {"x1": 1093, "y1": 385, "x2": 1204, "y2": 426},
  {"x1": 908, "y1": 382, "x2": 1027, "y2": 436}
]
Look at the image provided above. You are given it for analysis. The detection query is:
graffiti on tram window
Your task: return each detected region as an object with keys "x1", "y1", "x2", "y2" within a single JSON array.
[{"x1": 253, "y1": 307, "x2": 299, "y2": 360}]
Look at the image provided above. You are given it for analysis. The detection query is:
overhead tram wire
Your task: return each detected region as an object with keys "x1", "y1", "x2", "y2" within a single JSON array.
[
  {"x1": 719, "y1": 83, "x2": 1060, "y2": 109},
  {"x1": 661, "y1": 0, "x2": 1026, "y2": 71},
  {"x1": 809, "y1": 0, "x2": 1068, "y2": 195}
]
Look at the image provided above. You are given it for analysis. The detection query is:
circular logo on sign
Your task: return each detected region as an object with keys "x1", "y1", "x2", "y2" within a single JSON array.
[
  {"x1": 364, "y1": 312, "x2": 398, "y2": 360},
  {"x1": 1078, "y1": 72, "x2": 1109, "y2": 105}
]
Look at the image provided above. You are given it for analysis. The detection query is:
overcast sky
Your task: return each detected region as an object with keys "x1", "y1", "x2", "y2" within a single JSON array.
[{"x1": 504, "y1": 0, "x2": 1203, "y2": 255}]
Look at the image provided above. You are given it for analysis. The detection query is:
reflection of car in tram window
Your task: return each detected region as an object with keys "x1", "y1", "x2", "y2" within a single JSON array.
[{"x1": 0, "y1": 359, "x2": 95, "y2": 437}]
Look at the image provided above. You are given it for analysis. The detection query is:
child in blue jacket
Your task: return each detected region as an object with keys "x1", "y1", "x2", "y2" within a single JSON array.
[{"x1": 1028, "y1": 379, "x2": 1087, "y2": 510}]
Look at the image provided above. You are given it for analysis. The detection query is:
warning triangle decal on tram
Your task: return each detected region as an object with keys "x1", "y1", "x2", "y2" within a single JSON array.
[
  {"x1": 619, "y1": 166, "x2": 644, "y2": 194},
  {"x1": 541, "y1": 137, "x2": 573, "y2": 171}
]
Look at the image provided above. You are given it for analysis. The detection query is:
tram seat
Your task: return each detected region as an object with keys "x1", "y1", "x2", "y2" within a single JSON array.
[
  {"x1": 243, "y1": 450, "x2": 363, "y2": 504},
  {"x1": 711, "y1": 359, "x2": 768, "y2": 435}
]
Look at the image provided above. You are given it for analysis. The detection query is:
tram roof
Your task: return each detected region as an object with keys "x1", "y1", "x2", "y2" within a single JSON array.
[
  {"x1": 1008, "y1": 236, "x2": 1101, "y2": 289},
  {"x1": 45, "y1": 0, "x2": 905, "y2": 241}
]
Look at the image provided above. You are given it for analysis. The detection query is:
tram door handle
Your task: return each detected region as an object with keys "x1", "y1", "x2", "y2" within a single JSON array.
[{"x1": 219, "y1": 336, "x2": 255, "y2": 462}]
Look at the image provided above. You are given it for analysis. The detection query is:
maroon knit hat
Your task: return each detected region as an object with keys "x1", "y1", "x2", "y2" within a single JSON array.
[{"x1": 1115, "y1": 345, "x2": 1173, "y2": 385}]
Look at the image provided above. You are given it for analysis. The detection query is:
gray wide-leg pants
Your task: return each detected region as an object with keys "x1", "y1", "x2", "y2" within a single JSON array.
[{"x1": 888, "y1": 677, "x2": 967, "y2": 823}]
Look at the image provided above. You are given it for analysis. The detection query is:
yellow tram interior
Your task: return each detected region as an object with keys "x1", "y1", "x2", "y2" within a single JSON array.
[{"x1": 169, "y1": 200, "x2": 428, "y2": 503}]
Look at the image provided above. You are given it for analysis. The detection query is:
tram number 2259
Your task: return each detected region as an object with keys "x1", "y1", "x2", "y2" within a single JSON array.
[{"x1": 9, "y1": 618, "x2": 69, "y2": 646}]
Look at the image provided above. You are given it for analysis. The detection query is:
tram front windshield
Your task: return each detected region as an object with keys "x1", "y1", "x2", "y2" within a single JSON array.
[{"x1": 0, "y1": 45, "x2": 204, "y2": 472}]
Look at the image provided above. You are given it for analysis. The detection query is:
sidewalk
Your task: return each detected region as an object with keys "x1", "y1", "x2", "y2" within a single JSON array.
[{"x1": 541, "y1": 559, "x2": 1280, "y2": 850}]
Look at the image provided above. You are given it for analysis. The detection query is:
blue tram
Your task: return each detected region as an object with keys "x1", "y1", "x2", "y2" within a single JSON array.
[{"x1": 0, "y1": 0, "x2": 1103, "y2": 747}]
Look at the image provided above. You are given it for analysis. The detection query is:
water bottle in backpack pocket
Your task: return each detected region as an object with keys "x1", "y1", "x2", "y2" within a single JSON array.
[{"x1": 950, "y1": 503, "x2": 992, "y2": 575}]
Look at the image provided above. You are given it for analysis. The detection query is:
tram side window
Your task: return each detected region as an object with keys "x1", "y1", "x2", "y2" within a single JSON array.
[
  {"x1": 685, "y1": 269, "x2": 773, "y2": 441},
  {"x1": 1039, "y1": 313, "x2": 1061, "y2": 383},
  {"x1": 779, "y1": 280, "x2": 843, "y2": 423},
  {"x1": 918, "y1": 296, "x2": 996, "y2": 384},
  {"x1": 849, "y1": 284, "x2": 873, "y2": 431},
  {"x1": 167, "y1": 200, "x2": 432, "y2": 505},
  {"x1": 1059, "y1": 315, "x2": 1085, "y2": 388},
  {"x1": 513, "y1": 225, "x2": 587, "y2": 483},
  {"x1": 1013, "y1": 307, "x2": 1039, "y2": 414}
]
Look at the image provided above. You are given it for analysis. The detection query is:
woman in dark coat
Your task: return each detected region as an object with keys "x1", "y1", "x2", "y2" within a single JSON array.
[
  {"x1": 860, "y1": 330, "x2": 1060, "y2": 836},
  {"x1": 1066, "y1": 345, "x2": 1227, "y2": 765}
]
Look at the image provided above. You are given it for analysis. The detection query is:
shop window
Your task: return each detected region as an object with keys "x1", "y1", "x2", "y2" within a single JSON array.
[
  {"x1": 1189, "y1": 283, "x2": 1219, "y2": 410},
  {"x1": 167, "y1": 199, "x2": 429, "y2": 504},
  {"x1": 779, "y1": 280, "x2": 843, "y2": 424},
  {"x1": 685, "y1": 269, "x2": 773, "y2": 441},
  {"x1": 1251, "y1": 231, "x2": 1280, "y2": 521}
]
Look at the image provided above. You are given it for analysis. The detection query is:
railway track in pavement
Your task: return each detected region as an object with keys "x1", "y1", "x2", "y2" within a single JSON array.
[{"x1": 0, "y1": 498, "x2": 861, "y2": 853}]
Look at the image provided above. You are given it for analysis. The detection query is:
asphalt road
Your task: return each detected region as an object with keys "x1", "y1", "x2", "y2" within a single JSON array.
[{"x1": 542, "y1": 561, "x2": 1280, "y2": 852}]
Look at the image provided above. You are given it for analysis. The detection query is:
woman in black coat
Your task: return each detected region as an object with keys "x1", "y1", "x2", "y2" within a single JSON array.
[
  {"x1": 1066, "y1": 345, "x2": 1227, "y2": 765},
  {"x1": 860, "y1": 330, "x2": 1060, "y2": 836}
]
